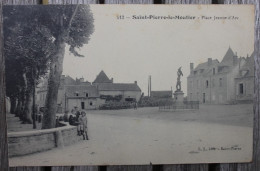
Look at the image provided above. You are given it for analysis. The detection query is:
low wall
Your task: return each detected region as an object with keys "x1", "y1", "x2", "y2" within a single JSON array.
[
  {"x1": 159, "y1": 101, "x2": 200, "y2": 111},
  {"x1": 8, "y1": 122, "x2": 82, "y2": 157}
]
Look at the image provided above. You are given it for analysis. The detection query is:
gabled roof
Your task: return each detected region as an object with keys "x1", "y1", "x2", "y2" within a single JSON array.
[
  {"x1": 98, "y1": 83, "x2": 141, "y2": 91},
  {"x1": 65, "y1": 85, "x2": 99, "y2": 98},
  {"x1": 220, "y1": 47, "x2": 235, "y2": 66},
  {"x1": 93, "y1": 70, "x2": 112, "y2": 83},
  {"x1": 239, "y1": 51, "x2": 255, "y2": 77}
]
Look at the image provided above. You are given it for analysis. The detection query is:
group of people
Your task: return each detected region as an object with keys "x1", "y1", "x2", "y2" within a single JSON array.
[{"x1": 64, "y1": 108, "x2": 89, "y2": 140}]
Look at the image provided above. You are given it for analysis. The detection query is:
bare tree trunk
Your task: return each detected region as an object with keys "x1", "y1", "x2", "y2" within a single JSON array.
[
  {"x1": 10, "y1": 96, "x2": 16, "y2": 114},
  {"x1": 23, "y1": 88, "x2": 33, "y2": 124},
  {"x1": 42, "y1": 39, "x2": 65, "y2": 129},
  {"x1": 21, "y1": 72, "x2": 33, "y2": 124},
  {"x1": 32, "y1": 78, "x2": 36, "y2": 129},
  {"x1": 15, "y1": 91, "x2": 22, "y2": 118}
]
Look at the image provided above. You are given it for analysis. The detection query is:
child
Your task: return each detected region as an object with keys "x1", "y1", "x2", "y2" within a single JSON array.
[
  {"x1": 78, "y1": 111, "x2": 89, "y2": 140},
  {"x1": 77, "y1": 113, "x2": 82, "y2": 136}
]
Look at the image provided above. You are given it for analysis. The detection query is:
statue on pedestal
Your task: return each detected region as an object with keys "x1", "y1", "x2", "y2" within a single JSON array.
[{"x1": 176, "y1": 67, "x2": 183, "y2": 91}]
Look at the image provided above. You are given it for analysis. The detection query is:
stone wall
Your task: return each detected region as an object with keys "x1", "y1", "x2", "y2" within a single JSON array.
[{"x1": 8, "y1": 123, "x2": 82, "y2": 157}]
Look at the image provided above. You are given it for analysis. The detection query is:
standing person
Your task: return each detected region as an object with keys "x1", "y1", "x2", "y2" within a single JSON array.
[
  {"x1": 74, "y1": 107, "x2": 81, "y2": 135},
  {"x1": 77, "y1": 112, "x2": 82, "y2": 136},
  {"x1": 78, "y1": 111, "x2": 89, "y2": 140},
  {"x1": 71, "y1": 109, "x2": 75, "y2": 116},
  {"x1": 134, "y1": 101, "x2": 138, "y2": 110},
  {"x1": 75, "y1": 107, "x2": 81, "y2": 120},
  {"x1": 64, "y1": 110, "x2": 69, "y2": 122}
]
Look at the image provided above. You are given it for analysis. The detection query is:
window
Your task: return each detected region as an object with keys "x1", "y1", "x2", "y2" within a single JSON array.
[
  {"x1": 219, "y1": 78, "x2": 222, "y2": 87},
  {"x1": 90, "y1": 101, "x2": 93, "y2": 106},
  {"x1": 81, "y1": 102, "x2": 85, "y2": 109},
  {"x1": 239, "y1": 83, "x2": 244, "y2": 94},
  {"x1": 206, "y1": 80, "x2": 209, "y2": 88},
  {"x1": 86, "y1": 93, "x2": 89, "y2": 97},
  {"x1": 213, "y1": 68, "x2": 216, "y2": 75},
  {"x1": 75, "y1": 93, "x2": 79, "y2": 96}
]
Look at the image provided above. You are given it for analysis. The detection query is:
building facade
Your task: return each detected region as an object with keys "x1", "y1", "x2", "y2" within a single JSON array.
[
  {"x1": 187, "y1": 47, "x2": 254, "y2": 104},
  {"x1": 234, "y1": 53, "x2": 255, "y2": 103},
  {"x1": 93, "y1": 70, "x2": 142, "y2": 102},
  {"x1": 65, "y1": 85, "x2": 105, "y2": 110},
  {"x1": 37, "y1": 71, "x2": 142, "y2": 112}
]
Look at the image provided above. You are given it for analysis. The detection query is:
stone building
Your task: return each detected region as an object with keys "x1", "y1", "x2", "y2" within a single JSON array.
[
  {"x1": 37, "y1": 71, "x2": 142, "y2": 112},
  {"x1": 65, "y1": 85, "x2": 105, "y2": 110},
  {"x1": 93, "y1": 70, "x2": 142, "y2": 102},
  {"x1": 187, "y1": 47, "x2": 254, "y2": 104},
  {"x1": 37, "y1": 75, "x2": 95, "y2": 112},
  {"x1": 234, "y1": 53, "x2": 255, "y2": 103}
]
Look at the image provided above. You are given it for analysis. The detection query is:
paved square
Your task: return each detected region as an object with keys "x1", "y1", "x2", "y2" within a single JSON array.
[{"x1": 9, "y1": 104, "x2": 253, "y2": 166}]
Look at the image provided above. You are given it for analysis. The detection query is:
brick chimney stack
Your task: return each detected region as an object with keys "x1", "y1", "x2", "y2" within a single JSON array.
[
  {"x1": 208, "y1": 58, "x2": 212, "y2": 66},
  {"x1": 190, "y1": 63, "x2": 194, "y2": 74}
]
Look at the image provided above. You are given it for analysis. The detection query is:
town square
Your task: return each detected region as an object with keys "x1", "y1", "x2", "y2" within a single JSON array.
[{"x1": 3, "y1": 5, "x2": 254, "y2": 166}]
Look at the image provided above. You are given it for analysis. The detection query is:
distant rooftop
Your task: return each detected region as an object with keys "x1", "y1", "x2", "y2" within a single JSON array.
[
  {"x1": 219, "y1": 47, "x2": 236, "y2": 67},
  {"x1": 98, "y1": 83, "x2": 141, "y2": 92},
  {"x1": 93, "y1": 70, "x2": 113, "y2": 84}
]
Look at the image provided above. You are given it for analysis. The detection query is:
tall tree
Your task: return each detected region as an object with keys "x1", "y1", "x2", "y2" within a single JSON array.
[
  {"x1": 3, "y1": 5, "x2": 94, "y2": 128},
  {"x1": 4, "y1": 7, "x2": 55, "y2": 124},
  {"x1": 40, "y1": 5, "x2": 94, "y2": 129}
]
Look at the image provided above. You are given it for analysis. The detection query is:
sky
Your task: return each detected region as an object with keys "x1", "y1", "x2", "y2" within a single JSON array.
[{"x1": 63, "y1": 5, "x2": 254, "y2": 95}]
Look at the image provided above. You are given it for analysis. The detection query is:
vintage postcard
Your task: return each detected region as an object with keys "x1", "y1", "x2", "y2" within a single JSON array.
[{"x1": 3, "y1": 5, "x2": 254, "y2": 166}]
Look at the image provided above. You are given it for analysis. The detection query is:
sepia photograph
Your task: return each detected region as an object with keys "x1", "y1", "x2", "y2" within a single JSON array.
[{"x1": 3, "y1": 4, "x2": 254, "y2": 166}]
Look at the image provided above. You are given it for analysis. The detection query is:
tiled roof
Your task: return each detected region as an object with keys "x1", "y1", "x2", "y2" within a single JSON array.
[
  {"x1": 98, "y1": 83, "x2": 141, "y2": 91},
  {"x1": 93, "y1": 70, "x2": 112, "y2": 83},
  {"x1": 65, "y1": 85, "x2": 99, "y2": 97},
  {"x1": 219, "y1": 47, "x2": 235, "y2": 66},
  {"x1": 194, "y1": 59, "x2": 219, "y2": 71}
]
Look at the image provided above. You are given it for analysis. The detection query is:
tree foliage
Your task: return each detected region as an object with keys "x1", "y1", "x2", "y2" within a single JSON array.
[
  {"x1": 3, "y1": 5, "x2": 94, "y2": 127},
  {"x1": 4, "y1": 6, "x2": 56, "y2": 123}
]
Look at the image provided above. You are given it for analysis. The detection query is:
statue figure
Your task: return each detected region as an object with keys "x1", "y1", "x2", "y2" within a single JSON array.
[{"x1": 176, "y1": 67, "x2": 183, "y2": 91}]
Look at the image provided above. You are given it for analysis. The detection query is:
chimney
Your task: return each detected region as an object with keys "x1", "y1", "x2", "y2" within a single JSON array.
[
  {"x1": 148, "y1": 76, "x2": 150, "y2": 97},
  {"x1": 190, "y1": 63, "x2": 194, "y2": 74},
  {"x1": 148, "y1": 75, "x2": 151, "y2": 97},
  {"x1": 111, "y1": 78, "x2": 113, "y2": 83},
  {"x1": 149, "y1": 75, "x2": 152, "y2": 95},
  {"x1": 208, "y1": 58, "x2": 212, "y2": 66},
  {"x1": 80, "y1": 77, "x2": 84, "y2": 82},
  {"x1": 134, "y1": 81, "x2": 137, "y2": 84},
  {"x1": 233, "y1": 52, "x2": 238, "y2": 66}
]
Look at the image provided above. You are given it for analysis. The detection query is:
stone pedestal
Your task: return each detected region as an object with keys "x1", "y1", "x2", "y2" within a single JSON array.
[{"x1": 173, "y1": 90, "x2": 184, "y2": 103}]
